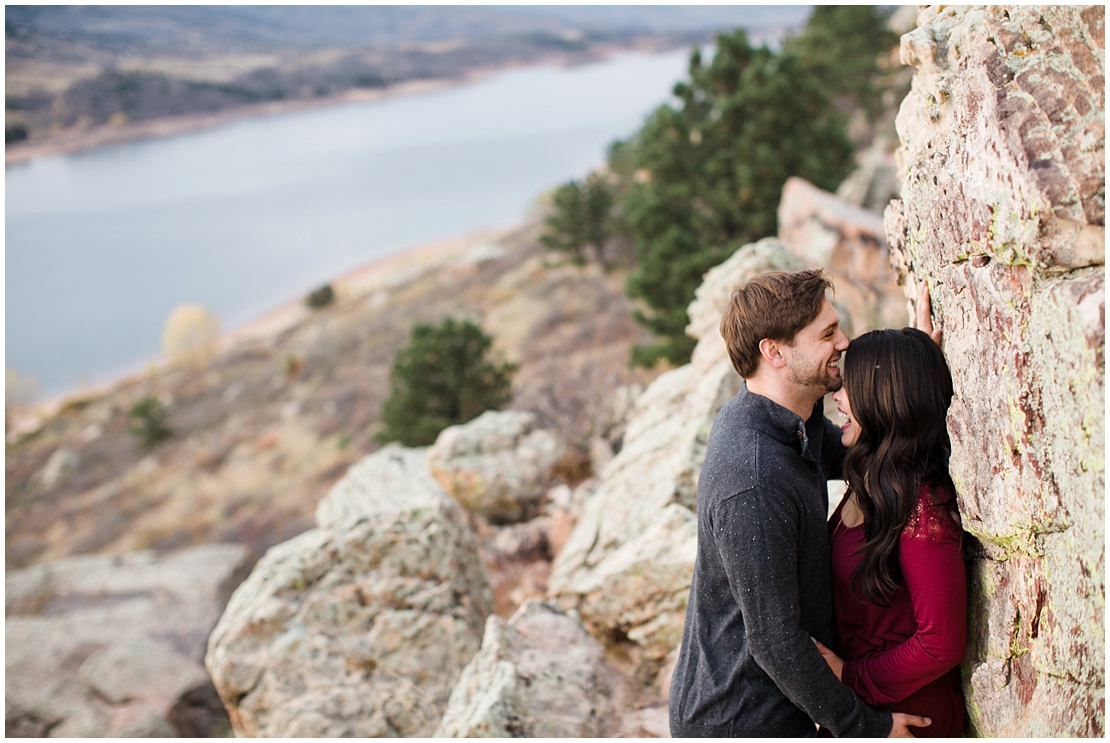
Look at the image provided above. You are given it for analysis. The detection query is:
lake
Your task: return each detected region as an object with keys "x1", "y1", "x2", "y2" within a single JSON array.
[{"x1": 6, "y1": 48, "x2": 694, "y2": 399}]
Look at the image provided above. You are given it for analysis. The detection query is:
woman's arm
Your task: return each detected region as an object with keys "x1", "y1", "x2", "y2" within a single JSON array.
[{"x1": 839, "y1": 506, "x2": 967, "y2": 706}]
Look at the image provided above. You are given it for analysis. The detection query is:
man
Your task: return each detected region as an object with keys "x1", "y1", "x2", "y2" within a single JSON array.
[{"x1": 669, "y1": 269, "x2": 932, "y2": 737}]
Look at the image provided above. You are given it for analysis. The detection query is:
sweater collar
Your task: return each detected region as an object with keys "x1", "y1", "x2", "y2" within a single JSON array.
[{"x1": 737, "y1": 382, "x2": 822, "y2": 456}]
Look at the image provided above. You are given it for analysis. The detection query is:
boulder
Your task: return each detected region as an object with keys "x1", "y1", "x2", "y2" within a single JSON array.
[
  {"x1": 778, "y1": 176, "x2": 909, "y2": 336},
  {"x1": 887, "y1": 5, "x2": 1104, "y2": 736},
  {"x1": 547, "y1": 238, "x2": 804, "y2": 689},
  {"x1": 428, "y1": 410, "x2": 568, "y2": 524},
  {"x1": 436, "y1": 599, "x2": 625, "y2": 737},
  {"x1": 205, "y1": 445, "x2": 493, "y2": 737},
  {"x1": 5, "y1": 543, "x2": 251, "y2": 737}
]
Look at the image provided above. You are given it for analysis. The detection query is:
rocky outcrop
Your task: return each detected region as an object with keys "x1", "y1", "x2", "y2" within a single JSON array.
[
  {"x1": 205, "y1": 445, "x2": 493, "y2": 737},
  {"x1": 887, "y1": 5, "x2": 1104, "y2": 736},
  {"x1": 436, "y1": 599, "x2": 626, "y2": 737},
  {"x1": 5, "y1": 543, "x2": 251, "y2": 737},
  {"x1": 428, "y1": 410, "x2": 568, "y2": 524},
  {"x1": 481, "y1": 516, "x2": 555, "y2": 618},
  {"x1": 778, "y1": 176, "x2": 907, "y2": 336},
  {"x1": 547, "y1": 238, "x2": 805, "y2": 690},
  {"x1": 835, "y1": 137, "x2": 903, "y2": 216}
]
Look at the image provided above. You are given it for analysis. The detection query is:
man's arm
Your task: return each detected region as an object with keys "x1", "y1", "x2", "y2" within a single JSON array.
[{"x1": 714, "y1": 488, "x2": 892, "y2": 737}]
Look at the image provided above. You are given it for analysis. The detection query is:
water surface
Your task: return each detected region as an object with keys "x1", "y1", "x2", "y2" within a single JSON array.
[{"x1": 7, "y1": 49, "x2": 692, "y2": 397}]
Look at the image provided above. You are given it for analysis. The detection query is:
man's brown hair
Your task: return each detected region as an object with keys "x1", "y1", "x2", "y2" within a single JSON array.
[{"x1": 720, "y1": 269, "x2": 833, "y2": 378}]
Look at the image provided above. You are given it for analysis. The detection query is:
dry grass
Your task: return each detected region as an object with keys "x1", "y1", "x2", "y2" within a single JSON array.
[{"x1": 5, "y1": 216, "x2": 663, "y2": 570}]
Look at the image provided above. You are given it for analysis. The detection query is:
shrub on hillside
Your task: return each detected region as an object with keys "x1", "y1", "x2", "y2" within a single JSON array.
[
  {"x1": 129, "y1": 394, "x2": 173, "y2": 448},
  {"x1": 306, "y1": 284, "x2": 335, "y2": 309},
  {"x1": 377, "y1": 318, "x2": 517, "y2": 447},
  {"x1": 162, "y1": 304, "x2": 221, "y2": 365}
]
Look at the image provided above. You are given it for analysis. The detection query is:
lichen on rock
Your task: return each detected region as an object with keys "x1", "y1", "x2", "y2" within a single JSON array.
[
  {"x1": 205, "y1": 445, "x2": 493, "y2": 737},
  {"x1": 436, "y1": 599, "x2": 626, "y2": 737}
]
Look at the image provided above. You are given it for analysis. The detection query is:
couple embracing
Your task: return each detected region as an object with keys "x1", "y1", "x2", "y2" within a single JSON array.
[{"x1": 670, "y1": 269, "x2": 966, "y2": 738}]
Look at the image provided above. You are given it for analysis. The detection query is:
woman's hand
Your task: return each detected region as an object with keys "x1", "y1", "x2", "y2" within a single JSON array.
[
  {"x1": 916, "y1": 282, "x2": 943, "y2": 346},
  {"x1": 812, "y1": 638, "x2": 844, "y2": 682}
]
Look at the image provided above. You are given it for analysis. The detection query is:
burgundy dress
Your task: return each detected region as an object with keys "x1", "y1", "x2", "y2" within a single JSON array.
[{"x1": 828, "y1": 483, "x2": 967, "y2": 737}]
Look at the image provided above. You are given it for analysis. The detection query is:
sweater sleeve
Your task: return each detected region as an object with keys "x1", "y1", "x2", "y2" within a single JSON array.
[
  {"x1": 715, "y1": 489, "x2": 892, "y2": 737},
  {"x1": 840, "y1": 500, "x2": 967, "y2": 705}
]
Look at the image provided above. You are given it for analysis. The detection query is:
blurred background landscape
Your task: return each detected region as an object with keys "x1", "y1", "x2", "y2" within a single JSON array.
[{"x1": 6, "y1": 5, "x2": 917, "y2": 737}]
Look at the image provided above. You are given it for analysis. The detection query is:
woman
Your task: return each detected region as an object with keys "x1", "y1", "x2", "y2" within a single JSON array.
[{"x1": 816, "y1": 327, "x2": 967, "y2": 737}]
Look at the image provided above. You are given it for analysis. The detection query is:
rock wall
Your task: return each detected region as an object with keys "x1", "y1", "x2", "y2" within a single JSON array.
[{"x1": 887, "y1": 5, "x2": 1104, "y2": 736}]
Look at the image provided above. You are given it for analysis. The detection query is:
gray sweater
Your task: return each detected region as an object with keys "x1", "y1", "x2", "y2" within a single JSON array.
[{"x1": 669, "y1": 384, "x2": 893, "y2": 737}]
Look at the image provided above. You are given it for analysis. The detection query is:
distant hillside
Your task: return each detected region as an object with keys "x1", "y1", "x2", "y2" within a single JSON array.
[
  {"x1": 5, "y1": 6, "x2": 810, "y2": 145},
  {"x1": 6, "y1": 6, "x2": 809, "y2": 54}
]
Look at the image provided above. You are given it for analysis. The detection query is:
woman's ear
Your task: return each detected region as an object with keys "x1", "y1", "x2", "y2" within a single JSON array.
[{"x1": 758, "y1": 338, "x2": 787, "y2": 370}]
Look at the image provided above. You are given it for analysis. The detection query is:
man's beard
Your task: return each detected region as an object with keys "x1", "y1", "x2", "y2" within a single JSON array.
[{"x1": 787, "y1": 357, "x2": 843, "y2": 393}]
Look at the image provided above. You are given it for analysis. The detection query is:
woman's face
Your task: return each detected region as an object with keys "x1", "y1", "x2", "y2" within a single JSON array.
[{"x1": 831, "y1": 385, "x2": 860, "y2": 447}]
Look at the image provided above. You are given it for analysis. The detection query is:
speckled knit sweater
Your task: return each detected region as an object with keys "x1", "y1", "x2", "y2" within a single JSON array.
[{"x1": 669, "y1": 384, "x2": 893, "y2": 737}]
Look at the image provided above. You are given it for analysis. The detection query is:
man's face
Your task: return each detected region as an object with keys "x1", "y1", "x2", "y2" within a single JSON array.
[{"x1": 780, "y1": 298, "x2": 849, "y2": 395}]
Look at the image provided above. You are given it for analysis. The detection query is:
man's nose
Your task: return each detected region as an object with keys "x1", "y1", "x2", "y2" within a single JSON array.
[{"x1": 834, "y1": 330, "x2": 849, "y2": 351}]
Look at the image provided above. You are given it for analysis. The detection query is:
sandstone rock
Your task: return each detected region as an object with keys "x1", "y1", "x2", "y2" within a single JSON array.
[
  {"x1": 778, "y1": 177, "x2": 909, "y2": 336},
  {"x1": 205, "y1": 445, "x2": 493, "y2": 737},
  {"x1": 428, "y1": 410, "x2": 568, "y2": 524},
  {"x1": 887, "y1": 5, "x2": 1104, "y2": 736},
  {"x1": 435, "y1": 600, "x2": 625, "y2": 737},
  {"x1": 5, "y1": 543, "x2": 251, "y2": 737},
  {"x1": 548, "y1": 238, "x2": 803, "y2": 689}
]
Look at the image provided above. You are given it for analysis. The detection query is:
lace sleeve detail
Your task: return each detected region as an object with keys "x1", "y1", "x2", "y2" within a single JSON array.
[{"x1": 903, "y1": 483, "x2": 962, "y2": 541}]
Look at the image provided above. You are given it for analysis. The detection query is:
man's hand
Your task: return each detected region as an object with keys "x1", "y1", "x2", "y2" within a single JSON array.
[
  {"x1": 916, "y1": 282, "x2": 942, "y2": 346},
  {"x1": 889, "y1": 712, "x2": 932, "y2": 737},
  {"x1": 812, "y1": 639, "x2": 843, "y2": 682}
]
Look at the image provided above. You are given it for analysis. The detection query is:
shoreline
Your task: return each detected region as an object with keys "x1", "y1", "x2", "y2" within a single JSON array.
[
  {"x1": 4, "y1": 39, "x2": 683, "y2": 167},
  {"x1": 4, "y1": 76, "x2": 470, "y2": 167}
]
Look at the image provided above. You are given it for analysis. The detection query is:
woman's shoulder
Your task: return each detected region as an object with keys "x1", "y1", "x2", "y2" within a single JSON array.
[{"x1": 902, "y1": 481, "x2": 962, "y2": 542}]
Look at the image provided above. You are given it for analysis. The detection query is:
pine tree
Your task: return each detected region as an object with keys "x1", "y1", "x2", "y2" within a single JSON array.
[
  {"x1": 615, "y1": 28, "x2": 855, "y2": 366},
  {"x1": 377, "y1": 318, "x2": 517, "y2": 446},
  {"x1": 783, "y1": 6, "x2": 898, "y2": 122},
  {"x1": 539, "y1": 172, "x2": 614, "y2": 267}
]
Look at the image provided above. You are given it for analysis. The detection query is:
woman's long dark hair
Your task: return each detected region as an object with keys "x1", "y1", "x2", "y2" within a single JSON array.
[{"x1": 842, "y1": 327, "x2": 955, "y2": 606}]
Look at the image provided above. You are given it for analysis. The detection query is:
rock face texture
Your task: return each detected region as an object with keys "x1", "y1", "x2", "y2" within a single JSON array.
[
  {"x1": 436, "y1": 600, "x2": 626, "y2": 737},
  {"x1": 428, "y1": 410, "x2": 568, "y2": 524},
  {"x1": 778, "y1": 176, "x2": 908, "y2": 337},
  {"x1": 887, "y1": 5, "x2": 1104, "y2": 736},
  {"x1": 205, "y1": 445, "x2": 493, "y2": 737},
  {"x1": 5, "y1": 544, "x2": 251, "y2": 737},
  {"x1": 547, "y1": 238, "x2": 805, "y2": 689}
]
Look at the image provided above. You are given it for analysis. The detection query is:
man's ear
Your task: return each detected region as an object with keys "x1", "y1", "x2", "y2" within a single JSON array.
[{"x1": 758, "y1": 338, "x2": 787, "y2": 370}]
